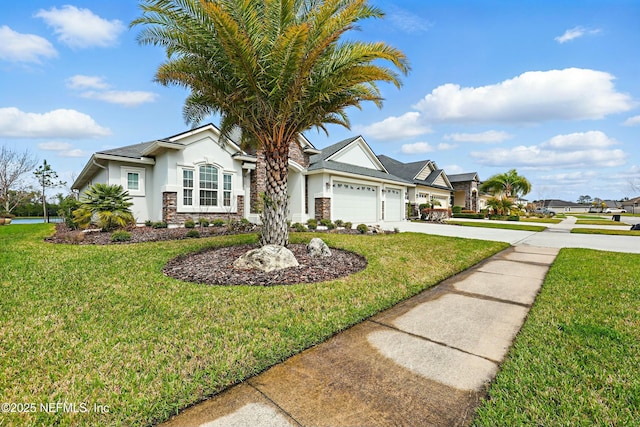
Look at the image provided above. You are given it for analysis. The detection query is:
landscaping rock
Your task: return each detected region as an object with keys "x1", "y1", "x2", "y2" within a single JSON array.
[
  {"x1": 233, "y1": 244, "x2": 299, "y2": 272},
  {"x1": 307, "y1": 237, "x2": 332, "y2": 257}
]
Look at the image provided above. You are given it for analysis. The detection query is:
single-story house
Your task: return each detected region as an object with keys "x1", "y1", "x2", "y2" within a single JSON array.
[
  {"x1": 535, "y1": 199, "x2": 590, "y2": 213},
  {"x1": 377, "y1": 155, "x2": 453, "y2": 217},
  {"x1": 72, "y1": 124, "x2": 413, "y2": 226},
  {"x1": 622, "y1": 196, "x2": 640, "y2": 214},
  {"x1": 448, "y1": 172, "x2": 489, "y2": 212}
]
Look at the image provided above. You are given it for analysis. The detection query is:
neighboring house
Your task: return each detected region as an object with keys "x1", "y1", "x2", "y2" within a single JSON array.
[
  {"x1": 621, "y1": 196, "x2": 640, "y2": 214},
  {"x1": 448, "y1": 172, "x2": 484, "y2": 212},
  {"x1": 536, "y1": 199, "x2": 590, "y2": 213},
  {"x1": 377, "y1": 155, "x2": 453, "y2": 217},
  {"x1": 72, "y1": 124, "x2": 413, "y2": 225}
]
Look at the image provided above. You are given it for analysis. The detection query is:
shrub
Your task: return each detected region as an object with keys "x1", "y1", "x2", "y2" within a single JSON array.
[
  {"x1": 334, "y1": 219, "x2": 344, "y2": 228},
  {"x1": 507, "y1": 215, "x2": 520, "y2": 221},
  {"x1": 198, "y1": 218, "x2": 210, "y2": 227},
  {"x1": 58, "y1": 196, "x2": 80, "y2": 229},
  {"x1": 73, "y1": 183, "x2": 135, "y2": 231},
  {"x1": 212, "y1": 218, "x2": 225, "y2": 227},
  {"x1": 184, "y1": 219, "x2": 196, "y2": 228},
  {"x1": 110, "y1": 230, "x2": 131, "y2": 242},
  {"x1": 453, "y1": 213, "x2": 485, "y2": 219},
  {"x1": 144, "y1": 220, "x2": 153, "y2": 227},
  {"x1": 307, "y1": 218, "x2": 317, "y2": 230},
  {"x1": 344, "y1": 222, "x2": 352, "y2": 230},
  {"x1": 185, "y1": 229, "x2": 200, "y2": 238},
  {"x1": 319, "y1": 218, "x2": 335, "y2": 229},
  {"x1": 452, "y1": 205, "x2": 463, "y2": 214},
  {"x1": 356, "y1": 223, "x2": 368, "y2": 234},
  {"x1": 291, "y1": 222, "x2": 307, "y2": 232},
  {"x1": 152, "y1": 221, "x2": 168, "y2": 229}
]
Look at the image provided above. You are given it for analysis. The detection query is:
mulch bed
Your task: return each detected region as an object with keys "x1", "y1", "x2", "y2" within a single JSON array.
[
  {"x1": 163, "y1": 244, "x2": 367, "y2": 286},
  {"x1": 47, "y1": 223, "x2": 368, "y2": 286}
]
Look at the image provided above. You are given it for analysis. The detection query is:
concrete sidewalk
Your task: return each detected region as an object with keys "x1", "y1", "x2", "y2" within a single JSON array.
[{"x1": 160, "y1": 245, "x2": 559, "y2": 427}]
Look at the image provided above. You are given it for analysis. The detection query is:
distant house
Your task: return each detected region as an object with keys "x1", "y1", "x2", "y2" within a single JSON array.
[
  {"x1": 536, "y1": 199, "x2": 590, "y2": 213},
  {"x1": 377, "y1": 156, "x2": 453, "y2": 217},
  {"x1": 622, "y1": 196, "x2": 640, "y2": 214},
  {"x1": 72, "y1": 124, "x2": 413, "y2": 225}
]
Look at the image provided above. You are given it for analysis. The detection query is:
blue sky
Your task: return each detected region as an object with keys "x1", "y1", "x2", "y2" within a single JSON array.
[{"x1": 1, "y1": 0, "x2": 639, "y2": 202}]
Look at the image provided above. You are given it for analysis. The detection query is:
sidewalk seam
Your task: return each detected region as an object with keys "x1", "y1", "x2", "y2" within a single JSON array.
[{"x1": 247, "y1": 383, "x2": 304, "y2": 427}]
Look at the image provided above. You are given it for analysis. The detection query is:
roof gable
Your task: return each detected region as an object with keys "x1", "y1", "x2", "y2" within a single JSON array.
[{"x1": 324, "y1": 136, "x2": 386, "y2": 172}]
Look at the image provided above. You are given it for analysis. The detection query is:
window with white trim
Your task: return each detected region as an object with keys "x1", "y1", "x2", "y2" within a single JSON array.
[
  {"x1": 183, "y1": 169, "x2": 193, "y2": 206},
  {"x1": 121, "y1": 167, "x2": 145, "y2": 196},
  {"x1": 199, "y1": 165, "x2": 218, "y2": 206},
  {"x1": 223, "y1": 173, "x2": 232, "y2": 207}
]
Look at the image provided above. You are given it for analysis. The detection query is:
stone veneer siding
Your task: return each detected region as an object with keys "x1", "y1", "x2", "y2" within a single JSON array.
[
  {"x1": 249, "y1": 140, "x2": 311, "y2": 214},
  {"x1": 314, "y1": 197, "x2": 331, "y2": 221},
  {"x1": 452, "y1": 181, "x2": 479, "y2": 212},
  {"x1": 162, "y1": 192, "x2": 244, "y2": 224}
]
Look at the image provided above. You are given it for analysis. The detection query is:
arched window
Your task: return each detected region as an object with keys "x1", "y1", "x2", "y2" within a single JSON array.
[{"x1": 199, "y1": 165, "x2": 218, "y2": 206}]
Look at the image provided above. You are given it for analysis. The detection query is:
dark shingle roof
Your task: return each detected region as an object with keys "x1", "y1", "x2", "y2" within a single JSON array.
[
  {"x1": 448, "y1": 172, "x2": 479, "y2": 183},
  {"x1": 378, "y1": 155, "x2": 452, "y2": 190},
  {"x1": 97, "y1": 141, "x2": 158, "y2": 159}
]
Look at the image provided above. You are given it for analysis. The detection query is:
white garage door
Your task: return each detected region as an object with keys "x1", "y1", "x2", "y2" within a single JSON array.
[
  {"x1": 385, "y1": 188, "x2": 403, "y2": 221},
  {"x1": 332, "y1": 181, "x2": 377, "y2": 223}
]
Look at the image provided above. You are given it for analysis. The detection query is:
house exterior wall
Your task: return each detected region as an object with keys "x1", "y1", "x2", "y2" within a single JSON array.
[{"x1": 452, "y1": 180, "x2": 479, "y2": 212}]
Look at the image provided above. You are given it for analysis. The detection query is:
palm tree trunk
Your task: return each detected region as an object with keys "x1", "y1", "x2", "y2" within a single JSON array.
[{"x1": 259, "y1": 142, "x2": 289, "y2": 247}]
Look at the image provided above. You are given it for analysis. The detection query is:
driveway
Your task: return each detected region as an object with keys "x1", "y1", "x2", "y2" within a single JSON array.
[{"x1": 386, "y1": 216, "x2": 640, "y2": 254}]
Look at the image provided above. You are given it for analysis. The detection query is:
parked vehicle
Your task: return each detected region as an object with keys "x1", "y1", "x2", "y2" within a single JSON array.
[
  {"x1": 604, "y1": 208, "x2": 626, "y2": 214},
  {"x1": 534, "y1": 207, "x2": 556, "y2": 216}
]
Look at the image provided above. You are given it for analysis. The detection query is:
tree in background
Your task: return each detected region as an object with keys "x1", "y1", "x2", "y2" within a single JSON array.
[
  {"x1": 33, "y1": 160, "x2": 66, "y2": 222},
  {"x1": 0, "y1": 146, "x2": 38, "y2": 215},
  {"x1": 132, "y1": 0, "x2": 409, "y2": 247},
  {"x1": 577, "y1": 195, "x2": 593, "y2": 204}
]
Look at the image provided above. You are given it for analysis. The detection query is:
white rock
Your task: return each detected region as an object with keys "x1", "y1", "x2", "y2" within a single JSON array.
[
  {"x1": 233, "y1": 245, "x2": 299, "y2": 272},
  {"x1": 307, "y1": 237, "x2": 332, "y2": 257}
]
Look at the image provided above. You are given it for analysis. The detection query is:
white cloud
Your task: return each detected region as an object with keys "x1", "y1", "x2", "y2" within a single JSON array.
[
  {"x1": 470, "y1": 131, "x2": 625, "y2": 169},
  {"x1": 539, "y1": 171, "x2": 597, "y2": 183},
  {"x1": 0, "y1": 25, "x2": 57, "y2": 63},
  {"x1": 623, "y1": 115, "x2": 640, "y2": 126},
  {"x1": 80, "y1": 90, "x2": 159, "y2": 107},
  {"x1": 35, "y1": 5, "x2": 125, "y2": 49},
  {"x1": 38, "y1": 141, "x2": 73, "y2": 151},
  {"x1": 387, "y1": 6, "x2": 431, "y2": 34},
  {"x1": 555, "y1": 26, "x2": 601, "y2": 43},
  {"x1": 0, "y1": 107, "x2": 110, "y2": 138},
  {"x1": 436, "y1": 143, "x2": 456, "y2": 150},
  {"x1": 66, "y1": 75, "x2": 110, "y2": 90},
  {"x1": 444, "y1": 130, "x2": 512, "y2": 143},
  {"x1": 357, "y1": 112, "x2": 431, "y2": 141},
  {"x1": 60, "y1": 149, "x2": 86, "y2": 158},
  {"x1": 413, "y1": 68, "x2": 634, "y2": 124},
  {"x1": 400, "y1": 142, "x2": 433, "y2": 154}
]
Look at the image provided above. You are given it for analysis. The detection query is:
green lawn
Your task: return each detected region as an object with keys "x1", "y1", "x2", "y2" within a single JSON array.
[
  {"x1": 571, "y1": 227, "x2": 640, "y2": 236},
  {"x1": 473, "y1": 248, "x2": 640, "y2": 426},
  {"x1": 0, "y1": 224, "x2": 507, "y2": 427},
  {"x1": 447, "y1": 220, "x2": 547, "y2": 232},
  {"x1": 575, "y1": 219, "x2": 628, "y2": 226},
  {"x1": 519, "y1": 217, "x2": 562, "y2": 224}
]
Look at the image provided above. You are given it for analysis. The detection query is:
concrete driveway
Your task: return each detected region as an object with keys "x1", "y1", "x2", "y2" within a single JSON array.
[{"x1": 386, "y1": 216, "x2": 640, "y2": 254}]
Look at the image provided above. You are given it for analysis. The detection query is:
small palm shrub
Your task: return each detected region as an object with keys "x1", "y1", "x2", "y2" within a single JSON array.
[
  {"x1": 198, "y1": 218, "x2": 210, "y2": 227},
  {"x1": 212, "y1": 218, "x2": 225, "y2": 227},
  {"x1": 307, "y1": 218, "x2": 317, "y2": 230},
  {"x1": 319, "y1": 218, "x2": 335, "y2": 229},
  {"x1": 356, "y1": 224, "x2": 368, "y2": 234},
  {"x1": 73, "y1": 183, "x2": 135, "y2": 231},
  {"x1": 184, "y1": 219, "x2": 196, "y2": 228},
  {"x1": 334, "y1": 219, "x2": 344, "y2": 228},
  {"x1": 152, "y1": 221, "x2": 168, "y2": 229},
  {"x1": 344, "y1": 222, "x2": 352, "y2": 230},
  {"x1": 111, "y1": 230, "x2": 132, "y2": 242}
]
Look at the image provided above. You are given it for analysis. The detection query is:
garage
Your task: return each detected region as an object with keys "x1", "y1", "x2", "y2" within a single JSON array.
[
  {"x1": 384, "y1": 187, "x2": 404, "y2": 221},
  {"x1": 332, "y1": 181, "x2": 378, "y2": 223}
]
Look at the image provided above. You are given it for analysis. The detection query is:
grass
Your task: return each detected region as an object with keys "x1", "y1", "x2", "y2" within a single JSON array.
[
  {"x1": 575, "y1": 219, "x2": 627, "y2": 226},
  {"x1": 519, "y1": 217, "x2": 562, "y2": 224},
  {"x1": 0, "y1": 224, "x2": 507, "y2": 427},
  {"x1": 473, "y1": 248, "x2": 640, "y2": 426},
  {"x1": 571, "y1": 228, "x2": 640, "y2": 236},
  {"x1": 447, "y1": 220, "x2": 547, "y2": 232}
]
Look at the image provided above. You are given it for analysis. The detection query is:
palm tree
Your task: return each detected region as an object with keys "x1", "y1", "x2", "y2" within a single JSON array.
[
  {"x1": 131, "y1": 0, "x2": 409, "y2": 246},
  {"x1": 74, "y1": 183, "x2": 135, "y2": 231},
  {"x1": 480, "y1": 169, "x2": 532, "y2": 200}
]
